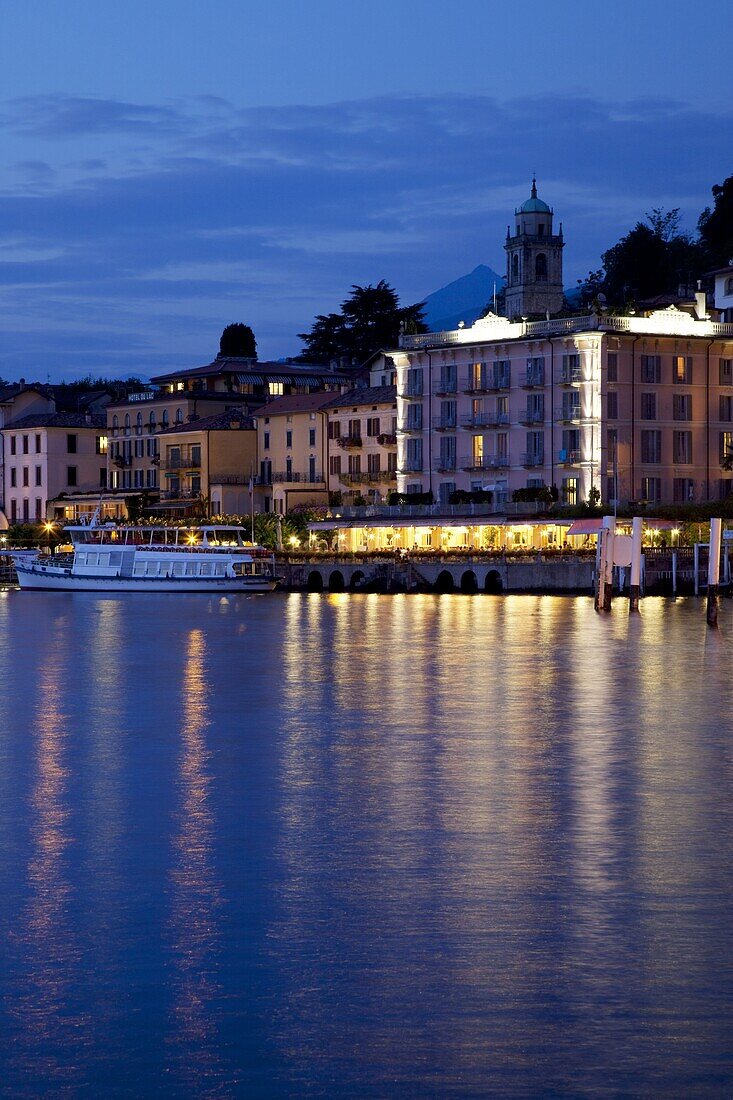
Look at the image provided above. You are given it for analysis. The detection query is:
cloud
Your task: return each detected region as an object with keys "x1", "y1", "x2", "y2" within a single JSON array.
[{"x1": 0, "y1": 91, "x2": 730, "y2": 377}]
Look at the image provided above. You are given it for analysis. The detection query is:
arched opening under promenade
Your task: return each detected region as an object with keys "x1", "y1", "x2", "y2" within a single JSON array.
[
  {"x1": 485, "y1": 569, "x2": 503, "y2": 594},
  {"x1": 307, "y1": 570, "x2": 323, "y2": 592}
]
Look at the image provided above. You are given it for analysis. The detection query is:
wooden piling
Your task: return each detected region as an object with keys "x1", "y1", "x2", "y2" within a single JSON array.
[
  {"x1": 629, "y1": 516, "x2": 642, "y2": 611},
  {"x1": 707, "y1": 518, "x2": 722, "y2": 626}
]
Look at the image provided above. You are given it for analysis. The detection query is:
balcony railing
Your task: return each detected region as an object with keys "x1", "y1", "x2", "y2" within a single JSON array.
[
  {"x1": 459, "y1": 413, "x2": 510, "y2": 429},
  {"x1": 397, "y1": 387, "x2": 424, "y2": 399},
  {"x1": 558, "y1": 449, "x2": 581, "y2": 465},
  {"x1": 432, "y1": 416, "x2": 457, "y2": 431},
  {"x1": 164, "y1": 458, "x2": 201, "y2": 470},
  {"x1": 520, "y1": 369, "x2": 545, "y2": 387},
  {"x1": 398, "y1": 462, "x2": 423, "y2": 473},
  {"x1": 560, "y1": 367, "x2": 582, "y2": 384},
  {"x1": 555, "y1": 406, "x2": 581, "y2": 422},
  {"x1": 340, "y1": 471, "x2": 395, "y2": 485},
  {"x1": 397, "y1": 420, "x2": 423, "y2": 433},
  {"x1": 519, "y1": 410, "x2": 544, "y2": 425},
  {"x1": 271, "y1": 471, "x2": 324, "y2": 483},
  {"x1": 337, "y1": 435, "x2": 362, "y2": 449},
  {"x1": 432, "y1": 377, "x2": 458, "y2": 395},
  {"x1": 376, "y1": 432, "x2": 397, "y2": 446},
  {"x1": 460, "y1": 455, "x2": 509, "y2": 470},
  {"x1": 521, "y1": 451, "x2": 545, "y2": 467}
]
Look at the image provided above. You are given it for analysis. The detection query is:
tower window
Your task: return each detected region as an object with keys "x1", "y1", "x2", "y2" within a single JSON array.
[
  {"x1": 512, "y1": 254, "x2": 519, "y2": 283},
  {"x1": 536, "y1": 253, "x2": 548, "y2": 282},
  {"x1": 538, "y1": 224, "x2": 545, "y2": 236}
]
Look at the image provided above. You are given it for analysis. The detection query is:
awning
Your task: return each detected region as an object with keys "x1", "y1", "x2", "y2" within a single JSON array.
[
  {"x1": 566, "y1": 518, "x2": 604, "y2": 536},
  {"x1": 234, "y1": 373, "x2": 266, "y2": 386}
]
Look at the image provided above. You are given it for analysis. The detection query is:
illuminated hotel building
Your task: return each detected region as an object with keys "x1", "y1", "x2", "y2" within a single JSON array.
[{"x1": 382, "y1": 185, "x2": 733, "y2": 508}]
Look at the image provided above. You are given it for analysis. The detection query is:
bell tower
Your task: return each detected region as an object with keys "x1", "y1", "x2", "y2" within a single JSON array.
[{"x1": 504, "y1": 178, "x2": 564, "y2": 319}]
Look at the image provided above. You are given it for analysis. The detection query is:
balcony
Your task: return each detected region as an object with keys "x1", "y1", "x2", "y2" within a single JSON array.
[
  {"x1": 112, "y1": 455, "x2": 132, "y2": 468},
  {"x1": 376, "y1": 432, "x2": 397, "y2": 446},
  {"x1": 272, "y1": 471, "x2": 324, "y2": 483},
  {"x1": 397, "y1": 462, "x2": 423, "y2": 474},
  {"x1": 520, "y1": 369, "x2": 545, "y2": 388},
  {"x1": 460, "y1": 455, "x2": 509, "y2": 471},
  {"x1": 397, "y1": 387, "x2": 424, "y2": 400},
  {"x1": 397, "y1": 420, "x2": 423, "y2": 434},
  {"x1": 164, "y1": 457, "x2": 201, "y2": 470},
  {"x1": 558, "y1": 449, "x2": 581, "y2": 465},
  {"x1": 433, "y1": 377, "x2": 458, "y2": 396},
  {"x1": 341, "y1": 471, "x2": 395, "y2": 485},
  {"x1": 337, "y1": 435, "x2": 362, "y2": 449},
  {"x1": 462, "y1": 373, "x2": 490, "y2": 394},
  {"x1": 432, "y1": 416, "x2": 457, "y2": 431},
  {"x1": 555, "y1": 405, "x2": 581, "y2": 423},
  {"x1": 521, "y1": 451, "x2": 545, "y2": 467},
  {"x1": 560, "y1": 366, "x2": 582, "y2": 385},
  {"x1": 459, "y1": 413, "x2": 509, "y2": 429},
  {"x1": 519, "y1": 410, "x2": 544, "y2": 426}
]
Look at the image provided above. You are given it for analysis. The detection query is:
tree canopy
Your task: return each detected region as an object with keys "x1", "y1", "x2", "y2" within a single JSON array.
[
  {"x1": 698, "y1": 174, "x2": 733, "y2": 270},
  {"x1": 298, "y1": 280, "x2": 427, "y2": 365},
  {"x1": 219, "y1": 323, "x2": 257, "y2": 359}
]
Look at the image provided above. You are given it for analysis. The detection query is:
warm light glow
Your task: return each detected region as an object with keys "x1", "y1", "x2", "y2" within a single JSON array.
[
  {"x1": 289, "y1": 535, "x2": 300, "y2": 548},
  {"x1": 43, "y1": 522, "x2": 54, "y2": 533}
]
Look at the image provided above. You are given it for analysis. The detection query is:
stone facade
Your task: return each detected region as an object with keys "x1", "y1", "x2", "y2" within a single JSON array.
[{"x1": 504, "y1": 179, "x2": 564, "y2": 319}]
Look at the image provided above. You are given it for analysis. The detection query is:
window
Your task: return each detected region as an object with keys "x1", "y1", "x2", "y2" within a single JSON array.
[
  {"x1": 673, "y1": 431, "x2": 692, "y2": 464},
  {"x1": 22, "y1": 500, "x2": 29, "y2": 522},
  {"x1": 726, "y1": 278, "x2": 733, "y2": 295},
  {"x1": 367, "y1": 417, "x2": 380, "y2": 436},
  {"x1": 134, "y1": 469, "x2": 144, "y2": 488},
  {"x1": 67, "y1": 465, "x2": 78, "y2": 486},
  {"x1": 674, "y1": 356, "x2": 692, "y2": 384},
  {"x1": 512, "y1": 254, "x2": 519, "y2": 283},
  {"x1": 561, "y1": 354, "x2": 580, "y2": 383},
  {"x1": 494, "y1": 360, "x2": 511, "y2": 388},
  {"x1": 406, "y1": 368, "x2": 423, "y2": 396},
  {"x1": 22, "y1": 435, "x2": 29, "y2": 454},
  {"x1": 146, "y1": 469, "x2": 157, "y2": 488},
  {"x1": 721, "y1": 396, "x2": 733, "y2": 423},
  {"x1": 136, "y1": 413, "x2": 143, "y2": 435},
  {"x1": 100, "y1": 468, "x2": 107, "y2": 488},
  {"x1": 607, "y1": 429, "x2": 618, "y2": 467},
  {"x1": 720, "y1": 359, "x2": 733, "y2": 385},
  {"x1": 96, "y1": 435, "x2": 108, "y2": 454},
  {"x1": 329, "y1": 455, "x2": 342, "y2": 476},
  {"x1": 673, "y1": 477, "x2": 695, "y2": 502},
  {"x1": 328, "y1": 420, "x2": 340, "y2": 440},
  {"x1": 149, "y1": 411, "x2": 156, "y2": 433},
  {"x1": 161, "y1": 410, "x2": 169, "y2": 428},
  {"x1": 640, "y1": 393, "x2": 656, "y2": 420},
  {"x1": 35, "y1": 466, "x2": 41, "y2": 486},
  {"x1": 286, "y1": 430, "x2": 292, "y2": 448},
  {"x1": 112, "y1": 415, "x2": 119, "y2": 434},
  {"x1": 35, "y1": 434, "x2": 41, "y2": 453},
  {"x1": 439, "y1": 365, "x2": 457, "y2": 393},
  {"x1": 641, "y1": 477, "x2": 661, "y2": 502},
  {"x1": 348, "y1": 454, "x2": 361, "y2": 475},
  {"x1": 525, "y1": 430, "x2": 544, "y2": 464},
  {"x1": 535, "y1": 253, "x2": 547, "y2": 282},
  {"x1": 673, "y1": 394, "x2": 692, "y2": 421},
  {"x1": 526, "y1": 357, "x2": 544, "y2": 385},
  {"x1": 640, "y1": 430, "x2": 662, "y2": 464},
  {"x1": 367, "y1": 452, "x2": 381, "y2": 474},
  {"x1": 308, "y1": 456, "x2": 317, "y2": 482},
  {"x1": 22, "y1": 467, "x2": 29, "y2": 487},
  {"x1": 10, "y1": 468, "x2": 16, "y2": 487},
  {"x1": 263, "y1": 431, "x2": 270, "y2": 449},
  {"x1": 124, "y1": 414, "x2": 131, "y2": 434},
  {"x1": 720, "y1": 432, "x2": 733, "y2": 465},
  {"x1": 309, "y1": 428, "x2": 316, "y2": 446},
  {"x1": 387, "y1": 451, "x2": 397, "y2": 472},
  {"x1": 438, "y1": 435, "x2": 456, "y2": 470},
  {"x1": 640, "y1": 355, "x2": 661, "y2": 383},
  {"x1": 10, "y1": 437, "x2": 16, "y2": 455},
  {"x1": 607, "y1": 353, "x2": 618, "y2": 383},
  {"x1": 35, "y1": 499, "x2": 42, "y2": 522},
  {"x1": 406, "y1": 405, "x2": 423, "y2": 430},
  {"x1": 562, "y1": 477, "x2": 578, "y2": 505},
  {"x1": 607, "y1": 392, "x2": 618, "y2": 420},
  {"x1": 406, "y1": 437, "x2": 423, "y2": 471},
  {"x1": 65, "y1": 433, "x2": 77, "y2": 454},
  {"x1": 134, "y1": 439, "x2": 144, "y2": 458},
  {"x1": 440, "y1": 400, "x2": 457, "y2": 428}
]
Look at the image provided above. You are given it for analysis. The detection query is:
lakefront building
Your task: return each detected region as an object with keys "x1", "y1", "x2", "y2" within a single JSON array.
[
  {"x1": 389, "y1": 305, "x2": 733, "y2": 507},
  {"x1": 323, "y1": 385, "x2": 398, "y2": 503}
]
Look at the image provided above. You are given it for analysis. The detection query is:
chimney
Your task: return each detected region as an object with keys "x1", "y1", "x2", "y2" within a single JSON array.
[
  {"x1": 695, "y1": 281, "x2": 707, "y2": 320},
  {"x1": 85, "y1": 412, "x2": 92, "y2": 425}
]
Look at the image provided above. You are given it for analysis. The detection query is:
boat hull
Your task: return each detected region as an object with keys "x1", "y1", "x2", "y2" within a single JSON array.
[{"x1": 14, "y1": 564, "x2": 277, "y2": 593}]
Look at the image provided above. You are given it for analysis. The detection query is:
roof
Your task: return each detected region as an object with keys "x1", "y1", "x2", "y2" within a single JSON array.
[
  {"x1": 252, "y1": 392, "x2": 337, "y2": 417},
  {"x1": 517, "y1": 178, "x2": 551, "y2": 215},
  {"x1": 157, "y1": 410, "x2": 255, "y2": 435},
  {"x1": 105, "y1": 391, "x2": 252, "y2": 411},
  {"x1": 323, "y1": 384, "x2": 397, "y2": 409},
  {"x1": 0, "y1": 382, "x2": 52, "y2": 404},
  {"x1": 3, "y1": 412, "x2": 107, "y2": 430},
  {"x1": 150, "y1": 357, "x2": 353, "y2": 385}
]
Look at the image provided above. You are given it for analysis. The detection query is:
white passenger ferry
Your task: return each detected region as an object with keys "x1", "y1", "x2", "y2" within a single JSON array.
[{"x1": 13, "y1": 518, "x2": 278, "y2": 593}]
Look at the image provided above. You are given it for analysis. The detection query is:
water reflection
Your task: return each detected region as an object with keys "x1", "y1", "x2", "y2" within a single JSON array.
[
  {"x1": 271, "y1": 594, "x2": 733, "y2": 1095},
  {"x1": 165, "y1": 628, "x2": 223, "y2": 1091},
  {"x1": 9, "y1": 626, "x2": 86, "y2": 1090}
]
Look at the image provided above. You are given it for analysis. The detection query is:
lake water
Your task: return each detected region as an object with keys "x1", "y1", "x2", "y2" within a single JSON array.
[{"x1": 0, "y1": 590, "x2": 732, "y2": 1097}]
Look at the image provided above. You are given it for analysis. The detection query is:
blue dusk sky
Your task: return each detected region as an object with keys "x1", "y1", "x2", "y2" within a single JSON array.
[{"x1": 0, "y1": 0, "x2": 731, "y2": 380}]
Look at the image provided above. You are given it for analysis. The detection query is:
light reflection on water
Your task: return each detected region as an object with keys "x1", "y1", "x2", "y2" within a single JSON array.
[{"x1": 0, "y1": 591, "x2": 731, "y2": 1096}]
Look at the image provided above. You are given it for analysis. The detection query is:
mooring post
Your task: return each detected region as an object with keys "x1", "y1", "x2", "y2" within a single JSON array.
[
  {"x1": 672, "y1": 550, "x2": 677, "y2": 596},
  {"x1": 629, "y1": 516, "x2": 642, "y2": 611},
  {"x1": 602, "y1": 515, "x2": 615, "y2": 611},
  {"x1": 707, "y1": 518, "x2": 722, "y2": 627}
]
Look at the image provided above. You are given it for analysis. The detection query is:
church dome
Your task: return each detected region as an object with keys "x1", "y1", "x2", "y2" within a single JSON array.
[{"x1": 517, "y1": 177, "x2": 551, "y2": 214}]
